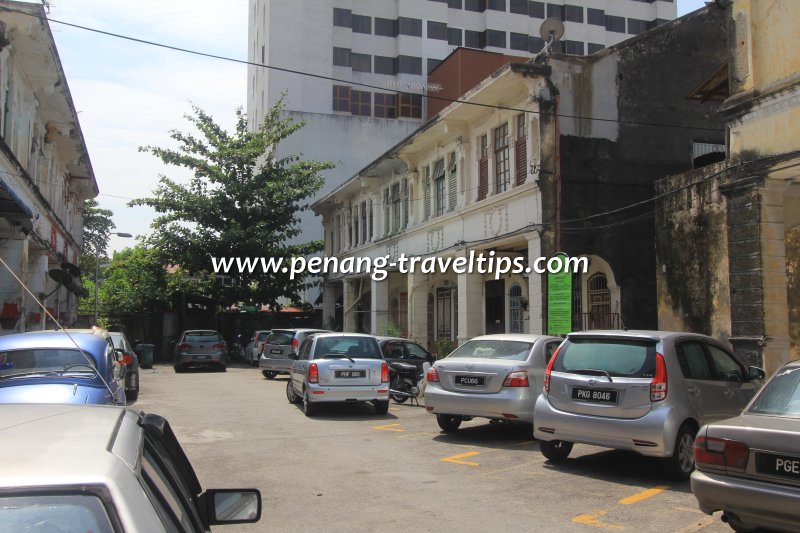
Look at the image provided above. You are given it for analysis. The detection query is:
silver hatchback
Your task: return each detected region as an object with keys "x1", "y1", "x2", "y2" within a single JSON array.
[
  {"x1": 286, "y1": 333, "x2": 390, "y2": 417},
  {"x1": 533, "y1": 330, "x2": 765, "y2": 479}
]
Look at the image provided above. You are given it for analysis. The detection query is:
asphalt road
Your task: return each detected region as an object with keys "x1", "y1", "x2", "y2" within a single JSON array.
[{"x1": 133, "y1": 364, "x2": 731, "y2": 533}]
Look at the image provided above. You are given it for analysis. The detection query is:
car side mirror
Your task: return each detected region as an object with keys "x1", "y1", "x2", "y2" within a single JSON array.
[
  {"x1": 204, "y1": 489, "x2": 262, "y2": 525},
  {"x1": 748, "y1": 366, "x2": 766, "y2": 381},
  {"x1": 113, "y1": 361, "x2": 127, "y2": 381},
  {"x1": 114, "y1": 349, "x2": 126, "y2": 363}
]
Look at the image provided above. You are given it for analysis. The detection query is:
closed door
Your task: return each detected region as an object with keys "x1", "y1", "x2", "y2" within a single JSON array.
[
  {"x1": 675, "y1": 341, "x2": 730, "y2": 423},
  {"x1": 485, "y1": 279, "x2": 505, "y2": 334}
]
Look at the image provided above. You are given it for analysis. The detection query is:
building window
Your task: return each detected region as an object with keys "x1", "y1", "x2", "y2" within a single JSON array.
[
  {"x1": 398, "y1": 55, "x2": 422, "y2": 75},
  {"x1": 510, "y1": 32, "x2": 528, "y2": 51},
  {"x1": 515, "y1": 114, "x2": 527, "y2": 185},
  {"x1": 465, "y1": 0, "x2": 486, "y2": 12},
  {"x1": 628, "y1": 18, "x2": 648, "y2": 35},
  {"x1": 588, "y1": 273, "x2": 611, "y2": 330},
  {"x1": 587, "y1": 8, "x2": 604, "y2": 26},
  {"x1": 605, "y1": 15, "x2": 626, "y2": 33},
  {"x1": 448, "y1": 0, "x2": 462, "y2": 8},
  {"x1": 488, "y1": 0, "x2": 505, "y2": 11},
  {"x1": 351, "y1": 90, "x2": 371, "y2": 116},
  {"x1": 528, "y1": 36, "x2": 545, "y2": 53},
  {"x1": 437, "y1": 287, "x2": 453, "y2": 340},
  {"x1": 332, "y1": 85, "x2": 351, "y2": 112},
  {"x1": 510, "y1": 0, "x2": 527, "y2": 15},
  {"x1": 528, "y1": 1, "x2": 544, "y2": 18},
  {"x1": 564, "y1": 40, "x2": 584, "y2": 55},
  {"x1": 428, "y1": 21, "x2": 447, "y2": 40},
  {"x1": 465, "y1": 30, "x2": 485, "y2": 49},
  {"x1": 494, "y1": 123, "x2": 510, "y2": 194},
  {"x1": 375, "y1": 56, "x2": 397, "y2": 75},
  {"x1": 433, "y1": 159, "x2": 446, "y2": 216},
  {"x1": 402, "y1": 179, "x2": 409, "y2": 228},
  {"x1": 509, "y1": 284, "x2": 524, "y2": 333},
  {"x1": 351, "y1": 53, "x2": 371, "y2": 72},
  {"x1": 391, "y1": 183, "x2": 401, "y2": 233},
  {"x1": 352, "y1": 14, "x2": 371, "y2": 34},
  {"x1": 360, "y1": 201, "x2": 367, "y2": 243},
  {"x1": 478, "y1": 134, "x2": 489, "y2": 200},
  {"x1": 333, "y1": 8, "x2": 351, "y2": 27},
  {"x1": 448, "y1": 151, "x2": 457, "y2": 211},
  {"x1": 587, "y1": 43, "x2": 604, "y2": 54},
  {"x1": 427, "y1": 58, "x2": 442, "y2": 75},
  {"x1": 375, "y1": 17, "x2": 398, "y2": 37},
  {"x1": 423, "y1": 166, "x2": 431, "y2": 220},
  {"x1": 368, "y1": 199, "x2": 374, "y2": 241},
  {"x1": 564, "y1": 5, "x2": 583, "y2": 23},
  {"x1": 447, "y1": 27, "x2": 462, "y2": 46},
  {"x1": 547, "y1": 4, "x2": 564, "y2": 20},
  {"x1": 399, "y1": 17, "x2": 422, "y2": 36},
  {"x1": 353, "y1": 205, "x2": 360, "y2": 246},
  {"x1": 486, "y1": 30, "x2": 506, "y2": 48},
  {"x1": 374, "y1": 93, "x2": 397, "y2": 118},
  {"x1": 333, "y1": 47, "x2": 350, "y2": 67},
  {"x1": 399, "y1": 93, "x2": 422, "y2": 118}
]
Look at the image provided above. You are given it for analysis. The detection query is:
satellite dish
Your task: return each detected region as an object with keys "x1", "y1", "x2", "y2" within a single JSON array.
[
  {"x1": 48, "y1": 269, "x2": 72, "y2": 285},
  {"x1": 539, "y1": 17, "x2": 565, "y2": 43}
]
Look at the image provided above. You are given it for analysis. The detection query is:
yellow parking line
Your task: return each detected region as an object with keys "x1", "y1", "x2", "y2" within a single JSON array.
[
  {"x1": 572, "y1": 510, "x2": 624, "y2": 530},
  {"x1": 371, "y1": 423, "x2": 404, "y2": 432},
  {"x1": 618, "y1": 485, "x2": 670, "y2": 505},
  {"x1": 397, "y1": 431, "x2": 438, "y2": 440},
  {"x1": 441, "y1": 451, "x2": 480, "y2": 466}
]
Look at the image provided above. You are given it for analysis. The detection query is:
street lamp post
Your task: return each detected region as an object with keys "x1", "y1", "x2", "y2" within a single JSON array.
[{"x1": 94, "y1": 232, "x2": 132, "y2": 325}]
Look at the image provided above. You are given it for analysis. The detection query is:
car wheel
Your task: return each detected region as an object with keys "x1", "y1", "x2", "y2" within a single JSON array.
[
  {"x1": 127, "y1": 374, "x2": 139, "y2": 402},
  {"x1": 263, "y1": 371, "x2": 277, "y2": 380},
  {"x1": 436, "y1": 414, "x2": 462, "y2": 433},
  {"x1": 374, "y1": 400, "x2": 390, "y2": 415},
  {"x1": 722, "y1": 512, "x2": 758, "y2": 532},
  {"x1": 286, "y1": 380, "x2": 300, "y2": 404},
  {"x1": 302, "y1": 388, "x2": 317, "y2": 417},
  {"x1": 389, "y1": 376, "x2": 409, "y2": 404},
  {"x1": 539, "y1": 440, "x2": 573, "y2": 462},
  {"x1": 174, "y1": 365, "x2": 183, "y2": 374},
  {"x1": 666, "y1": 423, "x2": 696, "y2": 480},
  {"x1": 218, "y1": 364, "x2": 227, "y2": 372}
]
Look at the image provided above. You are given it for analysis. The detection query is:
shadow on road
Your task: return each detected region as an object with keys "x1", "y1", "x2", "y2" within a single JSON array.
[
  {"x1": 289, "y1": 401, "x2": 400, "y2": 421},
  {"x1": 432, "y1": 421, "x2": 536, "y2": 450}
]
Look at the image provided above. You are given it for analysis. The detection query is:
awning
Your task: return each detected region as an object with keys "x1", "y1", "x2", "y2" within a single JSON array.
[{"x1": 0, "y1": 175, "x2": 33, "y2": 231}]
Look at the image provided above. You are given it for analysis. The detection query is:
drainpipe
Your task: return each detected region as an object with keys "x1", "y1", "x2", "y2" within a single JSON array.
[{"x1": 554, "y1": 93, "x2": 561, "y2": 252}]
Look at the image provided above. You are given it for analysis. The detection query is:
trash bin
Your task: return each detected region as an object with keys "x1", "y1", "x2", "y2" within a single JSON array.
[{"x1": 136, "y1": 344, "x2": 155, "y2": 369}]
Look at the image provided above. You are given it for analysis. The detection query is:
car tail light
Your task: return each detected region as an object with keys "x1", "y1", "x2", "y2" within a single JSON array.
[
  {"x1": 694, "y1": 436, "x2": 749, "y2": 471},
  {"x1": 309, "y1": 363, "x2": 319, "y2": 384},
  {"x1": 543, "y1": 345, "x2": 561, "y2": 393},
  {"x1": 427, "y1": 367, "x2": 439, "y2": 382},
  {"x1": 650, "y1": 352, "x2": 668, "y2": 402},
  {"x1": 121, "y1": 354, "x2": 133, "y2": 366},
  {"x1": 177, "y1": 343, "x2": 190, "y2": 351},
  {"x1": 503, "y1": 370, "x2": 529, "y2": 387},
  {"x1": 212, "y1": 343, "x2": 225, "y2": 350},
  {"x1": 381, "y1": 362, "x2": 390, "y2": 383},
  {"x1": 292, "y1": 338, "x2": 299, "y2": 351}
]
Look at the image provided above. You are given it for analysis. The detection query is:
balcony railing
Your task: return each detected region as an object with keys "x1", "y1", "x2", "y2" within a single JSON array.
[{"x1": 573, "y1": 313, "x2": 624, "y2": 332}]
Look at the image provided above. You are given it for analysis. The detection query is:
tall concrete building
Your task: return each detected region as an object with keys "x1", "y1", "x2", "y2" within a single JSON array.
[{"x1": 247, "y1": 0, "x2": 677, "y2": 303}]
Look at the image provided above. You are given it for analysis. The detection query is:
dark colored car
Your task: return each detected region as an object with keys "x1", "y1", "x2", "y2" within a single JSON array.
[
  {"x1": 259, "y1": 328, "x2": 329, "y2": 379},
  {"x1": 376, "y1": 336, "x2": 435, "y2": 369},
  {"x1": 108, "y1": 331, "x2": 140, "y2": 402},
  {"x1": 174, "y1": 330, "x2": 228, "y2": 372},
  {"x1": 0, "y1": 331, "x2": 126, "y2": 405}
]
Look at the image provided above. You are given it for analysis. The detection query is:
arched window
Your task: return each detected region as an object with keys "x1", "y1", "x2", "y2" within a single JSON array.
[
  {"x1": 588, "y1": 273, "x2": 611, "y2": 329},
  {"x1": 509, "y1": 284, "x2": 524, "y2": 333}
]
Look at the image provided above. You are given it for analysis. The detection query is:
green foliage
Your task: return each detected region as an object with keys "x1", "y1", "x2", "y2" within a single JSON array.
[
  {"x1": 79, "y1": 199, "x2": 115, "y2": 284},
  {"x1": 380, "y1": 322, "x2": 404, "y2": 337},
  {"x1": 433, "y1": 339, "x2": 457, "y2": 359},
  {"x1": 130, "y1": 98, "x2": 333, "y2": 308}
]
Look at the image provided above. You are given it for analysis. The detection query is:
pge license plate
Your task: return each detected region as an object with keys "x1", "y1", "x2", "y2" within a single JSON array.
[
  {"x1": 455, "y1": 375, "x2": 485, "y2": 386},
  {"x1": 571, "y1": 387, "x2": 618, "y2": 404},
  {"x1": 756, "y1": 453, "x2": 800, "y2": 480},
  {"x1": 335, "y1": 370, "x2": 366, "y2": 378}
]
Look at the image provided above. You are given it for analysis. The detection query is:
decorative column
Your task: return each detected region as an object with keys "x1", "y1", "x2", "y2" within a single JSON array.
[
  {"x1": 407, "y1": 271, "x2": 429, "y2": 347},
  {"x1": 370, "y1": 276, "x2": 389, "y2": 335},
  {"x1": 457, "y1": 255, "x2": 483, "y2": 344},
  {"x1": 322, "y1": 282, "x2": 337, "y2": 330},
  {"x1": 526, "y1": 232, "x2": 544, "y2": 334},
  {"x1": 341, "y1": 278, "x2": 358, "y2": 333}
]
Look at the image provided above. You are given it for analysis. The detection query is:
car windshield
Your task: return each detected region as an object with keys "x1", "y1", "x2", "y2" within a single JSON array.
[
  {"x1": 184, "y1": 332, "x2": 221, "y2": 343},
  {"x1": 267, "y1": 331, "x2": 294, "y2": 345},
  {"x1": 0, "y1": 494, "x2": 114, "y2": 533},
  {"x1": 256, "y1": 332, "x2": 270, "y2": 342},
  {"x1": 553, "y1": 339, "x2": 657, "y2": 378},
  {"x1": 747, "y1": 366, "x2": 800, "y2": 418},
  {"x1": 108, "y1": 333, "x2": 131, "y2": 352},
  {"x1": 447, "y1": 340, "x2": 533, "y2": 361},
  {"x1": 314, "y1": 337, "x2": 381, "y2": 359},
  {"x1": 0, "y1": 348, "x2": 97, "y2": 378}
]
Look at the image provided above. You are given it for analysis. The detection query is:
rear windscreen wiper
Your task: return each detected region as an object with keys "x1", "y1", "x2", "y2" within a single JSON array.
[{"x1": 571, "y1": 368, "x2": 614, "y2": 382}]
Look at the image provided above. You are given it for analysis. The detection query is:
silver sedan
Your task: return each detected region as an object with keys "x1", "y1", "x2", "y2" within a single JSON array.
[
  {"x1": 424, "y1": 334, "x2": 563, "y2": 432},
  {"x1": 691, "y1": 359, "x2": 800, "y2": 532}
]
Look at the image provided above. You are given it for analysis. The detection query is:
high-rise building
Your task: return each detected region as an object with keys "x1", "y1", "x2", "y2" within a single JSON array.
[{"x1": 247, "y1": 0, "x2": 677, "y2": 303}]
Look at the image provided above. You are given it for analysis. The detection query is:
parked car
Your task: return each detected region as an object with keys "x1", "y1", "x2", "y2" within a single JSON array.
[
  {"x1": 259, "y1": 328, "x2": 328, "y2": 379},
  {"x1": 424, "y1": 334, "x2": 563, "y2": 432},
  {"x1": 245, "y1": 330, "x2": 272, "y2": 366},
  {"x1": 691, "y1": 359, "x2": 798, "y2": 532},
  {"x1": 174, "y1": 330, "x2": 227, "y2": 372},
  {"x1": 286, "y1": 332, "x2": 390, "y2": 417},
  {"x1": 533, "y1": 330, "x2": 765, "y2": 479},
  {"x1": 0, "y1": 331, "x2": 126, "y2": 405},
  {"x1": 376, "y1": 336, "x2": 435, "y2": 368},
  {"x1": 108, "y1": 330, "x2": 140, "y2": 402},
  {"x1": 0, "y1": 403, "x2": 261, "y2": 531}
]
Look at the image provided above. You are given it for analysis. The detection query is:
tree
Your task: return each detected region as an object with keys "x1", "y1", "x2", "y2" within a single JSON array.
[
  {"x1": 78, "y1": 199, "x2": 115, "y2": 317},
  {"x1": 130, "y1": 99, "x2": 332, "y2": 308}
]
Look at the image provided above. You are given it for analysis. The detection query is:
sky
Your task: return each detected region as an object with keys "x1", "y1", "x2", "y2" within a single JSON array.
[{"x1": 31, "y1": 0, "x2": 708, "y2": 253}]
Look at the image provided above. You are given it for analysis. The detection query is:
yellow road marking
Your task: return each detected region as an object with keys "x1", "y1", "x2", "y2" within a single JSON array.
[
  {"x1": 441, "y1": 451, "x2": 480, "y2": 466},
  {"x1": 397, "y1": 431, "x2": 438, "y2": 440},
  {"x1": 371, "y1": 423, "x2": 404, "y2": 432},
  {"x1": 618, "y1": 485, "x2": 670, "y2": 505},
  {"x1": 572, "y1": 510, "x2": 623, "y2": 530},
  {"x1": 671, "y1": 513, "x2": 719, "y2": 533}
]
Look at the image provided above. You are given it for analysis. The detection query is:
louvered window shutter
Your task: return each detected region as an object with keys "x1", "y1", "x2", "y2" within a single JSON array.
[{"x1": 402, "y1": 179, "x2": 409, "y2": 228}]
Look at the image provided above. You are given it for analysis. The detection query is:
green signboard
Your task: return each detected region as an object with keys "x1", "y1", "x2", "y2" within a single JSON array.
[{"x1": 547, "y1": 253, "x2": 572, "y2": 335}]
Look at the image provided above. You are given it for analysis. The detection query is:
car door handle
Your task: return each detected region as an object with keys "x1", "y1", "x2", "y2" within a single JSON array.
[{"x1": 687, "y1": 386, "x2": 700, "y2": 396}]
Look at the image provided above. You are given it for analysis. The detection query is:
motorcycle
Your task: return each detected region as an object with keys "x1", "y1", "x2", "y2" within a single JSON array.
[{"x1": 388, "y1": 361, "x2": 430, "y2": 404}]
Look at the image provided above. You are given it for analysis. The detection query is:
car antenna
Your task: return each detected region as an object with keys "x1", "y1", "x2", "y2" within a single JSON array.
[{"x1": 0, "y1": 256, "x2": 122, "y2": 404}]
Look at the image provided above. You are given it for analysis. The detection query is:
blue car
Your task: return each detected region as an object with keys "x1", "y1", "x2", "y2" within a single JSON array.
[{"x1": 0, "y1": 331, "x2": 126, "y2": 405}]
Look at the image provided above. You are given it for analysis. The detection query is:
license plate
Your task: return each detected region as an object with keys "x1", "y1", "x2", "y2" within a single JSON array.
[
  {"x1": 335, "y1": 370, "x2": 366, "y2": 378},
  {"x1": 455, "y1": 375, "x2": 485, "y2": 386},
  {"x1": 270, "y1": 349, "x2": 283, "y2": 355},
  {"x1": 755, "y1": 452, "x2": 800, "y2": 480},
  {"x1": 195, "y1": 355, "x2": 209, "y2": 360},
  {"x1": 571, "y1": 387, "x2": 618, "y2": 404}
]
